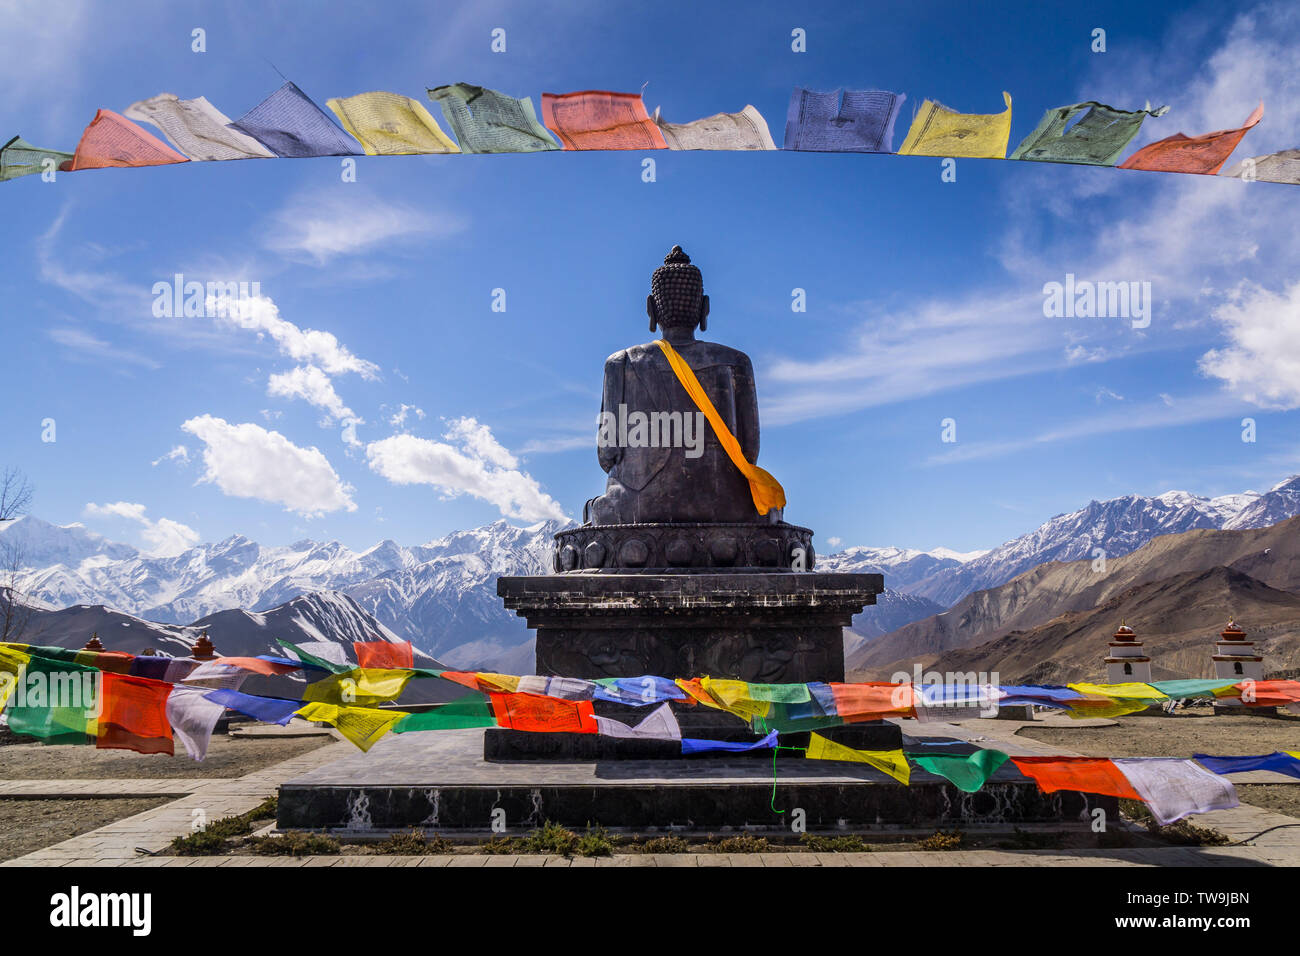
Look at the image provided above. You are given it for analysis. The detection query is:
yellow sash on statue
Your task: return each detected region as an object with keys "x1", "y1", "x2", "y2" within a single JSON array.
[{"x1": 654, "y1": 338, "x2": 786, "y2": 516}]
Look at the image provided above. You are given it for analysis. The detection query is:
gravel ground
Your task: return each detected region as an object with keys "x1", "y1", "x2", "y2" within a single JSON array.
[
  {"x1": 0, "y1": 733, "x2": 336, "y2": 779},
  {"x1": 1232, "y1": 785, "x2": 1300, "y2": 818},
  {"x1": 0, "y1": 797, "x2": 171, "y2": 861},
  {"x1": 1019, "y1": 712, "x2": 1300, "y2": 758}
]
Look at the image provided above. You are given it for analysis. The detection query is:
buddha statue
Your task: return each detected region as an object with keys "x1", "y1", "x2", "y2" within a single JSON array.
[{"x1": 585, "y1": 246, "x2": 780, "y2": 526}]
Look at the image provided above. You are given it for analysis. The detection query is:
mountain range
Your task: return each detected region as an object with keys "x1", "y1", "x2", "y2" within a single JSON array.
[{"x1": 4, "y1": 474, "x2": 1298, "y2": 673}]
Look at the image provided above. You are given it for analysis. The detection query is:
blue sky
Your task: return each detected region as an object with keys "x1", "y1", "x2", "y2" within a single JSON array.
[{"x1": 3, "y1": 0, "x2": 1299, "y2": 556}]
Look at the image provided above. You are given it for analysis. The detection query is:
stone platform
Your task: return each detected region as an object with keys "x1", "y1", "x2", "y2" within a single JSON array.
[
  {"x1": 497, "y1": 571, "x2": 882, "y2": 683},
  {"x1": 276, "y1": 727, "x2": 1114, "y2": 833}
]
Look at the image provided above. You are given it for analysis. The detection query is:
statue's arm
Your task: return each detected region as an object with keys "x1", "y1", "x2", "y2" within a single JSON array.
[
  {"x1": 597, "y1": 353, "x2": 625, "y2": 472},
  {"x1": 736, "y1": 353, "x2": 760, "y2": 462}
]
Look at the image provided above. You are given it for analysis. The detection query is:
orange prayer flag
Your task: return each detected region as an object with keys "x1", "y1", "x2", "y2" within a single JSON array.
[
  {"x1": 540, "y1": 91, "x2": 668, "y2": 151},
  {"x1": 489, "y1": 692, "x2": 597, "y2": 734},
  {"x1": 1235, "y1": 679, "x2": 1300, "y2": 706},
  {"x1": 828, "y1": 682, "x2": 915, "y2": 721},
  {"x1": 1010, "y1": 756, "x2": 1142, "y2": 800},
  {"x1": 96, "y1": 672, "x2": 174, "y2": 755},
  {"x1": 209, "y1": 656, "x2": 301, "y2": 676},
  {"x1": 354, "y1": 640, "x2": 414, "y2": 670},
  {"x1": 1119, "y1": 103, "x2": 1263, "y2": 175},
  {"x1": 70, "y1": 109, "x2": 189, "y2": 170}
]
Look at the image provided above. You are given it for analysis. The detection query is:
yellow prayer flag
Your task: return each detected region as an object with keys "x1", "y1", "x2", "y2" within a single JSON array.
[
  {"x1": 1069, "y1": 682, "x2": 1166, "y2": 700},
  {"x1": 1064, "y1": 697, "x2": 1154, "y2": 719},
  {"x1": 898, "y1": 91, "x2": 1013, "y2": 158},
  {"x1": 806, "y1": 733, "x2": 910, "y2": 784},
  {"x1": 296, "y1": 702, "x2": 409, "y2": 752},
  {"x1": 675, "y1": 678, "x2": 729, "y2": 711},
  {"x1": 475, "y1": 672, "x2": 521, "y2": 694},
  {"x1": 1288, "y1": 751, "x2": 1300, "y2": 760},
  {"x1": 302, "y1": 667, "x2": 413, "y2": 705},
  {"x1": 326, "y1": 91, "x2": 460, "y2": 156},
  {"x1": 699, "y1": 677, "x2": 771, "y2": 719},
  {"x1": 0, "y1": 645, "x2": 32, "y2": 711},
  {"x1": 655, "y1": 339, "x2": 786, "y2": 516}
]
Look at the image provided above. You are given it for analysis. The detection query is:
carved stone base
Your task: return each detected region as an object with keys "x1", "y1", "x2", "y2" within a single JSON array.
[
  {"x1": 498, "y1": 572, "x2": 881, "y2": 684},
  {"x1": 553, "y1": 522, "x2": 814, "y2": 572}
]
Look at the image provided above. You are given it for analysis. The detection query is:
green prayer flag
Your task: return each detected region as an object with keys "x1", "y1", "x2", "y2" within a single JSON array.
[
  {"x1": 1010, "y1": 101, "x2": 1167, "y2": 166},
  {"x1": 908, "y1": 749, "x2": 1010, "y2": 793},
  {"x1": 393, "y1": 699, "x2": 496, "y2": 732},
  {"x1": 277, "y1": 639, "x2": 351, "y2": 674},
  {"x1": 1, "y1": 135, "x2": 73, "y2": 181},
  {"x1": 1148, "y1": 678, "x2": 1240, "y2": 699},
  {"x1": 746, "y1": 682, "x2": 812, "y2": 704},
  {"x1": 427, "y1": 84, "x2": 559, "y2": 153},
  {"x1": 754, "y1": 702, "x2": 845, "y2": 734},
  {"x1": 5, "y1": 654, "x2": 99, "y2": 745}
]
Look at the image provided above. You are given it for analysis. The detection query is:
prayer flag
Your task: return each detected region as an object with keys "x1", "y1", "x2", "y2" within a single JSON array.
[
  {"x1": 681, "y1": 730, "x2": 778, "y2": 754},
  {"x1": 202, "y1": 688, "x2": 300, "y2": 726},
  {"x1": 1113, "y1": 758, "x2": 1238, "y2": 826},
  {"x1": 827, "y1": 682, "x2": 915, "y2": 721},
  {"x1": 1193, "y1": 752, "x2": 1300, "y2": 780},
  {"x1": 69, "y1": 109, "x2": 189, "y2": 170},
  {"x1": 229, "y1": 82, "x2": 362, "y2": 157},
  {"x1": 393, "y1": 698, "x2": 496, "y2": 732},
  {"x1": 675, "y1": 677, "x2": 727, "y2": 710},
  {"x1": 1011, "y1": 101, "x2": 1167, "y2": 166},
  {"x1": 278, "y1": 639, "x2": 351, "y2": 674},
  {"x1": 326, "y1": 92, "x2": 459, "y2": 155},
  {"x1": 540, "y1": 90, "x2": 667, "y2": 151},
  {"x1": 1148, "y1": 679, "x2": 1241, "y2": 699},
  {"x1": 302, "y1": 668, "x2": 413, "y2": 705},
  {"x1": 1234, "y1": 679, "x2": 1300, "y2": 705},
  {"x1": 754, "y1": 704, "x2": 845, "y2": 734},
  {"x1": 96, "y1": 672, "x2": 173, "y2": 755},
  {"x1": 180, "y1": 661, "x2": 249, "y2": 691},
  {"x1": 296, "y1": 702, "x2": 408, "y2": 751},
  {"x1": 591, "y1": 676, "x2": 682, "y2": 705},
  {"x1": 898, "y1": 92, "x2": 1013, "y2": 158},
  {"x1": 1069, "y1": 681, "x2": 1166, "y2": 700},
  {"x1": 4, "y1": 655, "x2": 98, "y2": 745},
  {"x1": 166, "y1": 685, "x2": 227, "y2": 761},
  {"x1": 1220, "y1": 148, "x2": 1300, "y2": 184},
  {"x1": 123, "y1": 93, "x2": 275, "y2": 160},
  {"x1": 806, "y1": 733, "x2": 910, "y2": 784},
  {"x1": 0, "y1": 644, "x2": 31, "y2": 710},
  {"x1": 783, "y1": 88, "x2": 905, "y2": 152},
  {"x1": 1010, "y1": 756, "x2": 1142, "y2": 799},
  {"x1": 1062, "y1": 696, "x2": 1155, "y2": 719},
  {"x1": 909, "y1": 749, "x2": 1009, "y2": 792},
  {"x1": 655, "y1": 104, "x2": 776, "y2": 150},
  {"x1": 1119, "y1": 103, "x2": 1263, "y2": 175},
  {"x1": 518, "y1": 675, "x2": 597, "y2": 700},
  {"x1": 699, "y1": 677, "x2": 771, "y2": 719},
  {"x1": 128, "y1": 656, "x2": 174, "y2": 681},
  {"x1": 595, "y1": 702, "x2": 681, "y2": 740},
  {"x1": 353, "y1": 640, "x2": 414, "y2": 670},
  {"x1": 488, "y1": 692, "x2": 597, "y2": 734},
  {"x1": 1, "y1": 135, "x2": 74, "y2": 181},
  {"x1": 656, "y1": 338, "x2": 786, "y2": 515},
  {"x1": 427, "y1": 84, "x2": 559, "y2": 153}
]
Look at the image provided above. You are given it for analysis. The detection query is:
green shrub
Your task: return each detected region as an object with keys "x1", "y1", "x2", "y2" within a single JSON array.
[
  {"x1": 248, "y1": 832, "x2": 340, "y2": 856},
  {"x1": 711, "y1": 834, "x2": 771, "y2": 853},
  {"x1": 374, "y1": 828, "x2": 454, "y2": 855},
  {"x1": 801, "y1": 833, "x2": 869, "y2": 852},
  {"x1": 169, "y1": 829, "x2": 229, "y2": 856},
  {"x1": 636, "y1": 835, "x2": 691, "y2": 854},
  {"x1": 518, "y1": 820, "x2": 580, "y2": 856},
  {"x1": 917, "y1": 829, "x2": 965, "y2": 851}
]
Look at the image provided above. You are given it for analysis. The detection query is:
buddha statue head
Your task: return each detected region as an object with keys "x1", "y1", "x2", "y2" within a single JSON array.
[{"x1": 648, "y1": 245, "x2": 710, "y2": 335}]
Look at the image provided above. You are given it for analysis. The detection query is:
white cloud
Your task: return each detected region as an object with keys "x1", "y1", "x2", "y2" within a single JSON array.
[
  {"x1": 389, "y1": 404, "x2": 426, "y2": 427},
  {"x1": 83, "y1": 501, "x2": 199, "y2": 556},
  {"x1": 826, "y1": 536, "x2": 843, "y2": 548},
  {"x1": 150, "y1": 445, "x2": 190, "y2": 467},
  {"x1": 214, "y1": 294, "x2": 379, "y2": 379},
  {"x1": 267, "y1": 365, "x2": 364, "y2": 445},
  {"x1": 1199, "y1": 280, "x2": 1300, "y2": 408},
  {"x1": 262, "y1": 188, "x2": 465, "y2": 265},
  {"x1": 1094, "y1": 387, "x2": 1125, "y2": 404},
  {"x1": 181, "y1": 415, "x2": 357, "y2": 516},
  {"x1": 366, "y1": 417, "x2": 566, "y2": 522},
  {"x1": 48, "y1": 327, "x2": 160, "y2": 369}
]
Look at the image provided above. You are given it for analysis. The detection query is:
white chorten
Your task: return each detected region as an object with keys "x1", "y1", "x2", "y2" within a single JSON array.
[
  {"x1": 1104, "y1": 622, "x2": 1152, "y2": 683},
  {"x1": 1212, "y1": 620, "x2": 1262, "y2": 681}
]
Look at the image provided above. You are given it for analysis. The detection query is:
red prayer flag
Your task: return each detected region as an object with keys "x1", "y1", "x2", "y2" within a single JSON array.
[
  {"x1": 1118, "y1": 103, "x2": 1263, "y2": 175},
  {"x1": 829, "y1": 682, "x2": 916, "y2": 721},
  {"x1": 489, "y1": 692, "x2": 597, "y2": 734},
  {"x1": 70, "y1": 109, "x2": 189, "y2": 170},
  {"x1": 96, "y1": 672, "x2": 174, "y2": 755},
  {"x1": 1011, "y1": 756, "x2": 1142, "y2": 799},
  {"x1": 540, "y1": 91, "x2": 668, "y2": 151},
  {"x1": 1236, "y1": 679, "x2": 1300, "y2": 706},
  {"x1": 354, "y1": 640, "x2": 414, "y2": 670}
]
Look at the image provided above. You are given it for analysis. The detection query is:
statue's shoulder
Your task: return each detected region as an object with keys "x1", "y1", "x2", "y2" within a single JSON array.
[{"x1": 696, "y1": 342, "x2": 752, "y2": 367}]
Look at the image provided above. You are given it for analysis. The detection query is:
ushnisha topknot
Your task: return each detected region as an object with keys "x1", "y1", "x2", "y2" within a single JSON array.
[{"x1": 651, "y1": 244, "x2": 704, "y2": 326}]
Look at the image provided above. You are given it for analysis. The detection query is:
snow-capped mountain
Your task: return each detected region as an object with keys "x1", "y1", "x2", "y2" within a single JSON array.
[
  {"x1": 818, "y1": 545, "x2": 987, "y2": 592},
  {"x1": 905, "y1": 476, "x2": 1300, "y2": 608}
]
